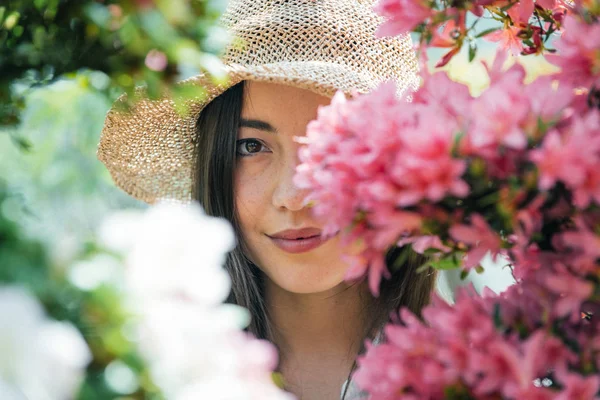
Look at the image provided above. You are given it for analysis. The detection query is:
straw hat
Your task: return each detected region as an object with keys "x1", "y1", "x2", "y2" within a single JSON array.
[{"x1": 97, "y1": 0, "x2": 420, "y2": 204}]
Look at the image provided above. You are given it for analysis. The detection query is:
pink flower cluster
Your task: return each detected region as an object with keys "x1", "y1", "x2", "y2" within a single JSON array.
[
  {"x1": 295, "y1": 45, "x2": 595, "y2": 296},
  {"x1": 353, "y1": 285, "x2": 600, "y2": 400},
  {"x1": 294, "y1": 5, "x2": 600, "y2": 399},
  {"x1": 353, "y1": 206, "x2": 600, "y2": 398},
  {"x1": 461, "y1": 50, "x2": 573, "y2": 178},
  {"x1": 294, "y1": 78, "x2": 469, "y2": 295},
  {"x1": 374, "y1": 0, "x2": 573, "y2": 65},
  {"x1": 351, "y1": 203, "x2": 600, "y2": 399},
  {"x1": 373, "y1": 0, "x2": 435, "y2": 37},
  {"x1": 508, "y1": 205, "x2": 600, "y2": 321},
  {"x1": 546, "y1": 15, "x2": 600, "y2": 90},
  {"x1": 530, "y1": 111, "x2": 600, "y2": 209}
]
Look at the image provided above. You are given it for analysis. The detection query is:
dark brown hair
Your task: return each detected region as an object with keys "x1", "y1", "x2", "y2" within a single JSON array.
[{"x1": 192, "y1": 80, "x2": 437, "y2": 398}]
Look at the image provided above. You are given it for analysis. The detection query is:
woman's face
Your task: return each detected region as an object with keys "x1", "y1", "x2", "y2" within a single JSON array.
[{"x1": 234, "y1": 81, "x2": 353, "y2": 294}]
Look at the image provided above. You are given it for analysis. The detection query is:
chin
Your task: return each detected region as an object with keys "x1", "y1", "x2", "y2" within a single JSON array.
[{"x1": 262, "y1": 261, "x2": 349, "y2": 295}]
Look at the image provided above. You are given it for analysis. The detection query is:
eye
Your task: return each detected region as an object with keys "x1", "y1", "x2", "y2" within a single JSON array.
[{"x1": 236, "y1": 139, "x2": 271, "y2": 157}]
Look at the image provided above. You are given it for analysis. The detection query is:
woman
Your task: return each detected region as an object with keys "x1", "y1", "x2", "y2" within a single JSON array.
[{"x1": 98, "y1": 0, "x2": 437, "y2": 398}]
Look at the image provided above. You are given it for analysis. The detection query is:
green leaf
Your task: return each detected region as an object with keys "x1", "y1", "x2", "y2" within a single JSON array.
[
  {"x1": 3, "y1": 11, "x2": 20, "y2": 30},
  {"x1": 460, "y1": 269, "x2": 469, "y2": 280},
  {"x1": 429, "y1": 254, "x2": 463, "y2": 271},
  {"x1": 10, "y1": 133, "x2": 32, "y2": 152},
  {"x1": 451, "y1": 131, "x2": 464, "y2": 157},
  {"x1": 468, "y1": 42, "x2": 477, "y2": 62},
  {"x1": 391, "y1": 245, "x2": 413, "y2": 272},
  {"x1": 13, "y1": 25, "x2": 24, "y2": 37},
  {"x1": 83, "y1": 3, "x2": 111, "y2": 30},
  {"x1": 522, "y1": 39, "x2": 534, "y2": 47},
  {"x1": 500, "y1": 2, "x2": 517, "y2": 12},
  {"x1": 423, "y1": 247, "x2": 443, "y2": 256},
  {"x1": 493, "y1": 303, "x2": 503, "y2": 329},
  {"x1": 475, "y1": 27, "x2": 500, "y2": 38},
  {"x1": 34, "y1": 0, "x2": 48, "y2": 10}
]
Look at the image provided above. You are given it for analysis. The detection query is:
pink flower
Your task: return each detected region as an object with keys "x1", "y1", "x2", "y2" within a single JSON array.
[
  {"x1": 522, "y1": 76, "x2": 573, "y2": 131},
  {"x1": 367, "y1": 208, "x2": 423, "y2": 249},
  {"x1": 145, "y1": 49, "x2": 168, "y2": 72},
  {"x1": 353, "y1": 306, "x2": 457, "y2": 398},
  {"x1": 354, "y1": 279, "x2": 587, "y2": 400},
  {"x1": 413, "y1": 71, "x2": 473, "y2": 128},
  {"x1": 427, "y1": 287, "x2": 497, "y2": 347},
  {"x1": 530, "y1": 112, "x2": 600, "y2": 208},
  {"x1": 471, "y1": 329, "x2": 574, "y2": 398},
  {"x1": 545, "y1": 262, "x2": 594, "y2": 319},
  {"x1": 396, "y1": 235, "x2": 450, "y2": 254},
  {"x1": 464, "y1": 51, "x2": 531, "y2": 156},
  {"x1": 507, "y1": 0, "x2": 535, "y2": 25},
  {"x1": 529, "y1": 130, "x2": 585, "y2": 190},
  {"x1": 389, "y1": 108, "x2": 469, "y2": 205},
  {"x1": 474, "y1": 337, "x2": 530, "y2": 396},
  {"x1": 486, "y1": 25, "x2": 525, "y2": 56},
  {"x1": 555, "y1": 373, "x2": 600, "y2": 400},
  {"x1": 428, "y1": 15, "x2": 467, "y2": 67},
  {"x1": 555, "y1": 217, "x2": 600, "y2": 262},
  {"x1": 449, "y1": 214, "x2": 503, "y2": 270},
  {"x1": 537, "y1": 0, "x2": 557, "y2": 8},
  {"x1": 481, "y1": 47, "x2": 524, "y2": 84},
  {"x1": 296, "y1": 80, "x2": 469, "y2": 295},
  {"x1": 435, "y1": 46, "x2": 461, "y2": 68},
  {"x1": 430, "y1": 17, "x2": 465, "y2": 48},
  {"x1": 468, "y1": 85, "x2": 529, "y2": 150},
  {"x1": 547, "y1": 15, "x2": 600, "y2": 90},
  {"x1": 373, "y1": 0, "x2": 434, "y2": 37},
  {"x1": 342, "y1": 209, "x2": 423, "y2": 296}
]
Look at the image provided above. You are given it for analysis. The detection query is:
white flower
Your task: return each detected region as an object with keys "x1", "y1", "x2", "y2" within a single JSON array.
[
  {"x1": 67, "y1": 253, "x2": 124, "y2": 291},
  {"x1": 0, "y1": 286, "x2": 91, "y2": 400},
  {"x1": 100, "y1": 201, "x2": 235, "y2": 305},
  {"x1": 99, "y1": 202, "x2": 293, "y2": 399},
  {"x1": 134, "y1": 299, "x2": 251, "y2": 396},
  {"x1": 135, "y1": 299, "x2": 292, "y2": 400},
  {"x1": 98, "y1": 209, "x2": 145, "y2": 254}
]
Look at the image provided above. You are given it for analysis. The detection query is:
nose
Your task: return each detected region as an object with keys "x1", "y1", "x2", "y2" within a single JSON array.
[{"x1": 272, "y1": 152, "x2": 311, "y2": 212}]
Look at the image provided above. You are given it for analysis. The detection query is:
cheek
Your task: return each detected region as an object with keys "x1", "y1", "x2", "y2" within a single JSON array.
[{"x1": 234, "y1": 163, "x2": 272, "y2": 234}]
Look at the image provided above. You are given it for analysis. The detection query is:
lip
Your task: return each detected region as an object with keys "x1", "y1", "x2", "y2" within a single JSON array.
[{"x1": 267, "y1": 228, "x2": 330, "y2": 254}]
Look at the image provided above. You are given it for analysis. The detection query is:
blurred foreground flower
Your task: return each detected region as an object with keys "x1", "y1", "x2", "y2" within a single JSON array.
[
  {"x1": 1, "y1": 175, "x2": 293, "y2": 400},
  {"x1": 99, "y1": 202, "x2": 294, "y2": 400},
  {"x1": 0, "y1": 286, "x2": 91, "y2": 400}
]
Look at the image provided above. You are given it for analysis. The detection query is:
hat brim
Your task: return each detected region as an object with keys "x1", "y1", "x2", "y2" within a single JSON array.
[{"x1": 98, "y1": 61, "x2": 413, "y2": 204}]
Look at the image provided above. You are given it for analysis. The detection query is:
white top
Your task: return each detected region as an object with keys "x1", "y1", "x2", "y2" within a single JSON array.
[
  {"x1": 340, "y1": 378, "x2": 369, "y2": 400},
  {"x1": 339, "y1": 332, "x2": 383, "y2": 399}
]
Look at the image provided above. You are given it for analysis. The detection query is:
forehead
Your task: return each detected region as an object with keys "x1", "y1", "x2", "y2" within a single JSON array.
[{"x1": 241, "y1": 81, "x2": 332, "y2": 128}]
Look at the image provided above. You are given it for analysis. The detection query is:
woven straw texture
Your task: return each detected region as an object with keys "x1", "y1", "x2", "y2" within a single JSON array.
[{"x1": 97, "y1": 0, "x2": 420, "y2": 204}]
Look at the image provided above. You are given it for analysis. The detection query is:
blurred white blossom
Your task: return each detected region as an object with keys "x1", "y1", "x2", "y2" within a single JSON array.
[
  {"x1": 68, "y1": 253, "x2": 124, "y2": 291},
  {"x1": 100, "y1": 201, "x2": 294, "y2": 400},
  {"x1": 100, "y1": 201, "x2": 234, "y2": 305},
  {"x1": 0, "y1": 286, "x2": 91, "y2": 400}
]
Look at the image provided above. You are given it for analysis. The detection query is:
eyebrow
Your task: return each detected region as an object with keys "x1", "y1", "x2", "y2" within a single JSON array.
[{"x1": 239, "y1": 118, "x2": 278, "y2": 134}]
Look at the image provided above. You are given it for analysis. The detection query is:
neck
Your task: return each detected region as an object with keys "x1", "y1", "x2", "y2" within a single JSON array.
[{"x1": 264, "y1": 277, "x2": 374, "y2": 370}]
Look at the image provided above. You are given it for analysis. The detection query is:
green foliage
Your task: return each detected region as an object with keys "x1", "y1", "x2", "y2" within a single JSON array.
[
  {"x1": 1, "y1": 0, "x2": 231, "y2": 126},
  {"x1": 0, "y1": 78, "x2": 144, "y2": 248},
  {"x1": 0, "y1": 179, "x2": 164, "y2": 398}
]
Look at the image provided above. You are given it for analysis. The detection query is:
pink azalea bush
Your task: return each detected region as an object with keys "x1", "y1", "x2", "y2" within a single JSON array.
[
  {"x1": 295, "y1": 1, "x2": 600, "y2": 398},
  {"x1": 374, "y1": 0, "x2": 571, "y2": 65}
]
